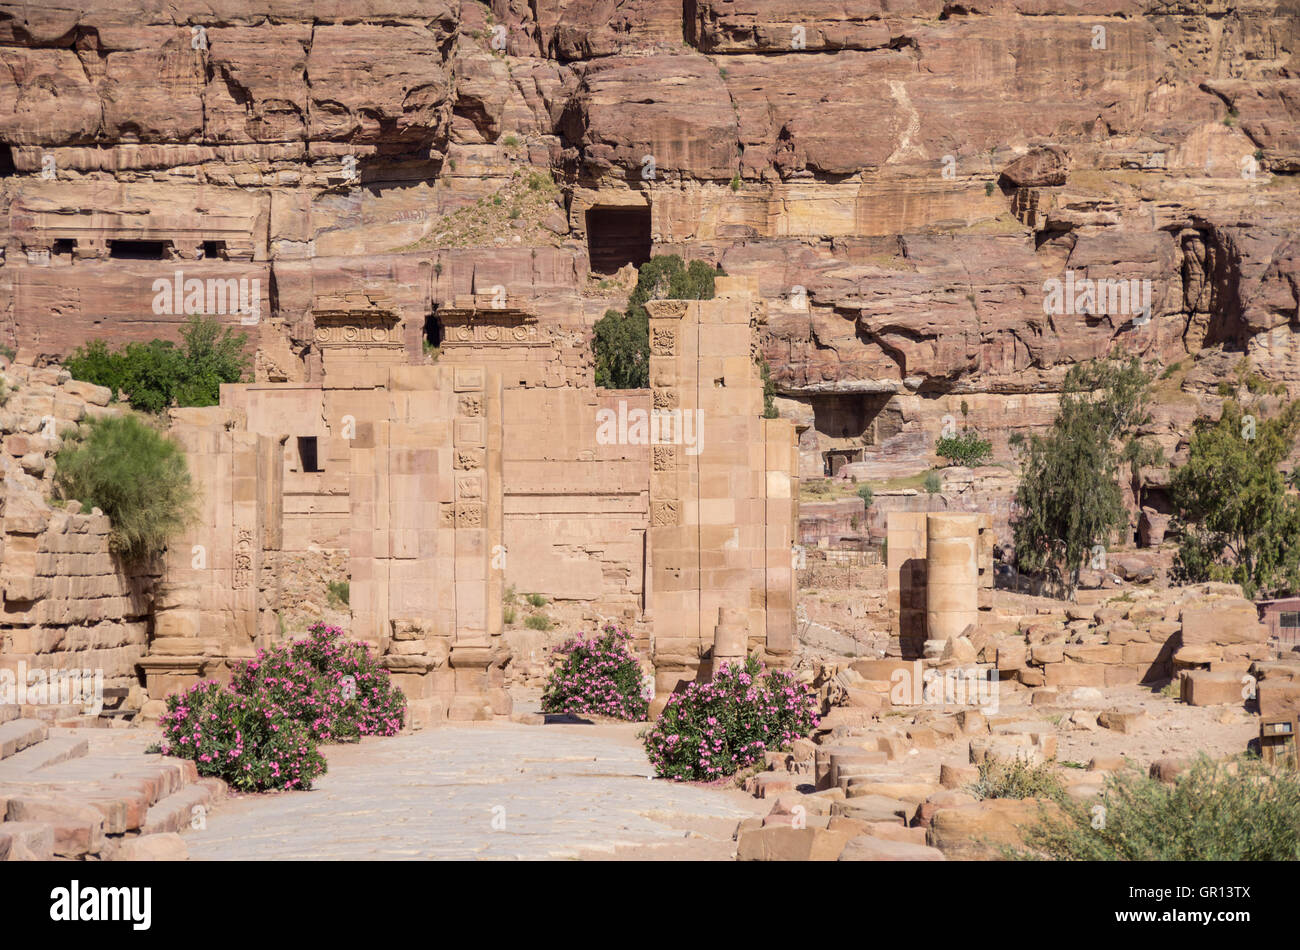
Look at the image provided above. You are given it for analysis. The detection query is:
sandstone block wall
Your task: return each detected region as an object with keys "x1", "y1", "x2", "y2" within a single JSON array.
[
  {"x1": 143, "y1": 406, "x2": 283, "y2": 699},
  {"x1": 0, "y1": 359, "x2": 151, "y2": 700},
  {"x1": 349, "y1": 364, "x2": 509, "y2": 723},
  {"x1": 500, "y1": 387, "x2": 650, "y2": 614},
  {"x1": 647, "y1": 279, "x2": 798, "y2": 710}
]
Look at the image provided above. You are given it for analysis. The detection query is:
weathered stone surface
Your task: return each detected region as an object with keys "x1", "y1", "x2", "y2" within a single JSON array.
[
  {"x1": 736, "y1": 824, "x2": 858, "y2": 861},
  {"x1": 927, "y1": 797, "x2": 1060, "y2": 860},
  {"x1": 839, "y1": 835, "x2": 946, "y2": 861}
]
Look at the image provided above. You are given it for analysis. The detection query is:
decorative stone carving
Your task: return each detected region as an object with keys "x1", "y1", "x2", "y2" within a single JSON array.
[
  {"x1": 233, "y1": 528, "x2": 253, "y2": 589},
  {"x1": 455, "y1": 503, "x2": 484, "y2": 527},
  {"x1": 312, "y1": 311, "x2": 402, "y2": 348},
  {"x1": 651, "y1": 327, "x2": 677, "y2": 356},
  {"x1": 456, "y1": 475, "x2": 482, "y2": 499},
  {"x1": 651, "y1": 499, "x2": 679, "y2": 527},
  {"x1": 458, "y1": 394, "x2": 483, "y2": 417},
  {"x1": 455, "y1": 447, "x2": 485, "y2": 470}
]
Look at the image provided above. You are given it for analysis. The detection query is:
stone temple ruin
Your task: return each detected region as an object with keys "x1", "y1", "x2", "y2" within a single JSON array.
[
  {"x1": 0, "y1": 0, "x2": 1298, "y2": 865},
  {"x1": 131, "y1": 275, "x2": 797, "y2": 724}
]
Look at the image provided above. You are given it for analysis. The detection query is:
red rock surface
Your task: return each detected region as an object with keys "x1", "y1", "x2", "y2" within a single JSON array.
[{"x1": 0, "y1": 0, "x2": 1296, "y2": 485}]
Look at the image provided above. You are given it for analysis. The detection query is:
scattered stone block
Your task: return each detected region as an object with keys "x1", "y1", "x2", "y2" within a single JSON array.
[
  {"x1": 113, "y1": 833, "x2": 190, "y2": 861},
  {"x1": 736, "y1": 824, "x2": 857, "y2": 861},
  {"x1": 1181, "y1": 670, "x2": 1246, "y2": 707},
  {"x1": 839, "y1": 835, "x2": 945, "y2": 861},
  {"x1": 939, "y1": 761, "x2": 979, "y2": 789},
  {"x1": 927, "y1": 798, "x2": 1060, "y2": 859},
  {"x1": 1097, "y1": 706, "x2": 1145, "y2": 734}
]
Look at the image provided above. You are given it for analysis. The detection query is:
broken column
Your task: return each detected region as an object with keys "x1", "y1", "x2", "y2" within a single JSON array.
[{"x1": 925, "y1": 513, "x2": 979, "y2": 641}]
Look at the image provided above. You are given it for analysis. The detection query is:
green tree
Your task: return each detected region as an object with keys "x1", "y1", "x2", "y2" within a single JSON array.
[
  {"x1": 64, "y1": 316, "x2": 250, "y2": 413},
  {"x1": 1170, "y1": 398, "x2": 1300, "y2": 598},
  {"x1": 54, "y1": 414, "x2": 198, "y2": 562},
  {"x1": 1011, "y1": 355, "x2": 1161, "y2": 600},
  {"x1": 758, "y1": 354, "x2": 778, "y2": 418},
  {"x1": 592, "y1": 256, "x2": 719, "y2": 389}
]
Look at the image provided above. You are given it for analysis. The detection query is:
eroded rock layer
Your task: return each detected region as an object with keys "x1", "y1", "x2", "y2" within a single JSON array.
[{"x1": 0, "y1": 0, "x2": 1296, "y2": 488}]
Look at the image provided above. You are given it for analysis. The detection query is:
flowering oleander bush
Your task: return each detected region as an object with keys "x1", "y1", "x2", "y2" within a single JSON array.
[
  {"x1": 642, "y1": 656, "x2": 820, "y2": 782},
  {"x1": 540, "y1": 623, "x2": 650, "y2": 721},
  {"x1": 231, "y1": 623, "x2": 406, "y2": 742},
  {"x1": 159, "y1": 680, "x2": 327, "y2": 792}
]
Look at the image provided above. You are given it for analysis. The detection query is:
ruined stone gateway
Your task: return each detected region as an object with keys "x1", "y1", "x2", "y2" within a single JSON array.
[{"x1": 0, "y1": 0, "x2": 1299, "y2": 868}]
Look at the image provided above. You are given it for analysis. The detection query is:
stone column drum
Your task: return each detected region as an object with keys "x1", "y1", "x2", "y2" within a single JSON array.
[
  {"x1": 925, "y1": 513, "x2": 979, "y2": 640},
  {"x1": 712, "y1": 607, "x2": 748, "y2": 671}
]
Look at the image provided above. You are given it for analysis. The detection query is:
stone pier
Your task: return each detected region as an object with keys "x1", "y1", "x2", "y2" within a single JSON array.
[{"x1": 646, "y1": 278, "x2": 799, "y2": 716}]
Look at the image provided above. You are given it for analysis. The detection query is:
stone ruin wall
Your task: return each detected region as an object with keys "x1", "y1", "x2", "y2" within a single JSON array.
[
  {"x1": 0, "y1": 366, "x2": 154, "y2": 707},
  {"x1": 118, "y1": 283, "x2": 795, "y2": 722},
  {"x1": 0, "y1": 0, "x2": 1298, "y2": 717}
]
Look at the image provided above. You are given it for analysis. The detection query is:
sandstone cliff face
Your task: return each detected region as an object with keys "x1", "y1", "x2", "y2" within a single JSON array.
[{"x1": 0, "y1": 0, "x2": 1296, "y2": 487}]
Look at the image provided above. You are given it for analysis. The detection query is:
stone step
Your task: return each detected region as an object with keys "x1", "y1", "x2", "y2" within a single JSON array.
[
  {"x1": 21, "y1": 703, "x2": 97, "y2": 724},
  {"x1": 142, "y1": 778, "x2": 226, "y2": 835},
  {"x1": 0, "y1": 719, "x2": 48, "y2": 760},
  {"x1": 34, "y1": 754, "x2": 199, "y2": 809},
  {"x1": 0, "y1": 735, "x2": 88, "y2": 779},
  {"x1": 0, "y1": 705, "x2": 20, "y2": 725}
]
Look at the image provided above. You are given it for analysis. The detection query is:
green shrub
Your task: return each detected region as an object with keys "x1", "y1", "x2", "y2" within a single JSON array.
[
  {"x1": 936, "y1": 430, "x2": 993, "y2": 467},
  {"x1": 525, "y1": 614, "x2": 552, "y2": 631},
  {"x1": 65, "y1": 315, "x2": 250, "y2": 414},
  {"x1": 159, "y1": 681, "x2": 327, "y2": 792},
  {"x1": 1022, "y1": 755, "x2": 1300, "y2": 860},
  {"x1": 758, "y1": 354, "x2": 778, "y2": 418},
  {"x1": 923, "y1": 470, "x2": 942, "y2": 494},
  {"x1": 857, "y1": 484, "x2": 873, "y2": 507},
  {"x1": 525, "y1": 592, "x2": 547, "y2": 607},
  {"x1": 970, "y1": 756, "x2": 1066, "y2": 801},
  {"x1": 327, "y1": 580, "x2": 350, "y2": 607},
  {"x1": 231, "y1": 623, "x2": 406, "y2": 743},
  {"x1": 503, "y1": 606, "x2": 517, "y2": 625},
  {"x1": 540, "y1": 623, "x2": 648, "y2": 720},
  {"x1": 54, "y1": 414, "x2": 196, "y2": 562},
  {"x1": 642, "y1": 656, "x2": 820, "y2": 781}
]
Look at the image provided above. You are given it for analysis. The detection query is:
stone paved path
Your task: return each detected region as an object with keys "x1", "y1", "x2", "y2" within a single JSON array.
[{"x1": 184, "y1": 719, "x2": 764, "y2": 861}]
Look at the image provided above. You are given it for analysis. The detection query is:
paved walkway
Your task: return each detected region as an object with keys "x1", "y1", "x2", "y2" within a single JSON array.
[{"x1": 184, "y1": 719, "x2": 764, "y2": 860}]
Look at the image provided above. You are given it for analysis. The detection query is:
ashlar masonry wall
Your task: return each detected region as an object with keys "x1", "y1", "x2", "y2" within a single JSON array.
[{"x1": 646, "y1": 277, "x2": 799, "y2": 716}]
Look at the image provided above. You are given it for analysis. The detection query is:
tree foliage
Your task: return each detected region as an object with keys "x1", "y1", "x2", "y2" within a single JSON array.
[
  {"x1": 1011, "y1": 355, "x2": 1161, "y2": 599},
  {"x1": 592, "y1": 256, "x2": 719, "y2": 389},
  {"x1": 936, "y1": 431, "x2": 993, "y2": 467},
  {"x1": 65, "y1": 315, "x2": 250, "y2": 414},
  {"x1": 54, "y1": 413, "x2": 198, "y2": 562},
  {"x1": 1171, "y1": 397, "x2": 1300, "y2": 598}
]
